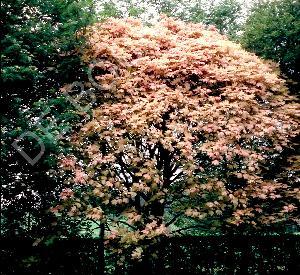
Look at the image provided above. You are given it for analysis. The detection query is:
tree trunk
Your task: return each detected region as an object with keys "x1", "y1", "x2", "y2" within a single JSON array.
[{"x1": 98, "y1": 223, "x2": 105, "y2": 275}]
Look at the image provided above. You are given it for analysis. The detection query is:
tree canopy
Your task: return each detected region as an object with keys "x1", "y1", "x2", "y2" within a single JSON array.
[
  {"x1": 241, "y1": 0, "x2": 300, "y2": 81},
  {"x1": 0, "y1": 0, "x2": 96, "y2": 238},
  {"x1": 54, "y1": 17, "x2": 299, "y2": 261}
]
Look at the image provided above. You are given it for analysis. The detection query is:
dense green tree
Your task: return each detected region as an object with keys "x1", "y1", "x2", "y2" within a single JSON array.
[
  {"x1": 0, "y1": 0, "x2": 96, "y2": 238},
  {"x1": 97, "y1": 1, "x2": 122, "y2": 20},
  {"x1": 1, "y1": 0, "x2": 95, "y2": 102},
  {"x1": 204, "y1": 0, "x2": 242, "y2": 38},
  {"x1": 241, "y1": 0, "x2": 300, "y2": 81}
]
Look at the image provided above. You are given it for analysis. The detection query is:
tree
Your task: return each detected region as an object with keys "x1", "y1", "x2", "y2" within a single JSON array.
[
  {"x1": 0, "y1": 0, "x2": 96, "y2": 238},
  {"x1": 204, "y1": 0, "x2": 242, "y2": 38},
  {"x1": 54, "y1": 17, "x2": 299, "y2": 263},
  {"x1": 93, "y1": 0, "x2": 243, "y2": 38},
  {"x1": 241, "y1": 0, "x2": 300, "y2": 82}
]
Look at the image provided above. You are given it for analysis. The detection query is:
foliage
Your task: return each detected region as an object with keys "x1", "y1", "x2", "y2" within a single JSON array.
[
  {"x1": 1, "y1": 0, "x2": 94, "y2": 97},
  {"x1": 54, "y1": 17, "x2": 299, "y2": 263},
  {"x1": 0, "y1": 94, "x2": 85, "y2": 237},
  {"x1": 154, "y1": 0, "x2": 243, "y2": 38},
  {"x1": 94, "y1": 0, "x2": 243, "y2": 38},
  {"x1": 97, "y1": 1, "x2": 122, "y2": 20},
  {"x1": 203, "y1": 0, "x2": 242, "y2": 38},
  {"x1": 1, "y1": 0, "x2": 299, "y2": 272},
  {"x1": 0, "y1": 0, "x2": 96, "y2": 238},
  {"x1": 241, "y1": 0, "x2": 300, "y2": 81}
]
